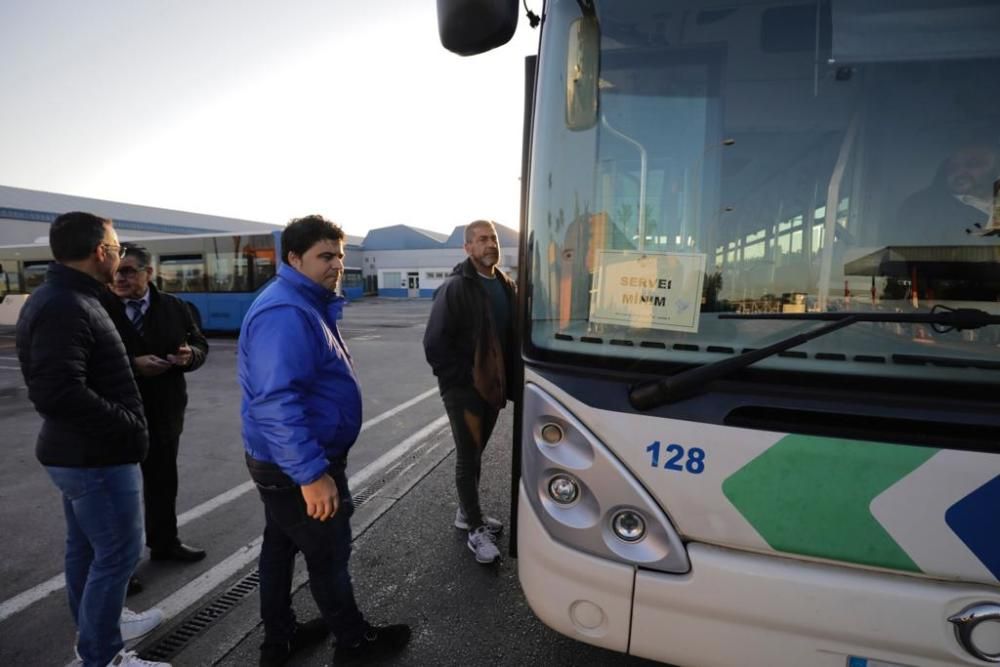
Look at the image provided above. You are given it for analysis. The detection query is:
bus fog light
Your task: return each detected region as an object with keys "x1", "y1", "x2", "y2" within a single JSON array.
[
  {"x1": 541, "y1": 422, "x2": 564, "y2": 444},
  {"x1": 548, "y1": 475, "x2": 579, "y2": 504},
  {"x1": 612, "y1": 509, "x2": 646, "y2": 542}
]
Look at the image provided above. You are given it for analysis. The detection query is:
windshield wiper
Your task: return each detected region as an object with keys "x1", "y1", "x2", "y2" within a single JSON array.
[{"x1": 629, "y1": 307, "x2": 1000, "y2": 410}]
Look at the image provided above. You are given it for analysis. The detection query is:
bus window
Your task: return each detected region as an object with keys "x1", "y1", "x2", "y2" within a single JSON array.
[
  {"x1": 205, "y1": 235, "x2": 257, "y2": 292},
  {"x1": 527, "y1": 0, "x2": 1000, "y2": 387},
  {"x1": 0, "y1": 262, "x2": 23, "y2": 296},
  {"x1": 243, "y1": 234, "x2": 277, "y2": 290},
  {"x1": 158, "y1": 255, "x2": 205, "y2": 293},
  {"x1": 23, "y1": 261, "x2": 51, "y2": 291},
  {"x1": 203, "y1": 232, "x2": 278, "y2": 292}
]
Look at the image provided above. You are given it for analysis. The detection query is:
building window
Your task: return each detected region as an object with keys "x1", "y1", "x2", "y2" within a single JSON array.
[{"x1": 383, "y1": 271, "x2": 401, "y2": 288}]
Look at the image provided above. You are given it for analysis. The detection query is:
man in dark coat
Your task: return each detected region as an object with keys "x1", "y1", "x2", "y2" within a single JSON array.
[
  {"x1": 423, "y1": 219, "x2": 516, "y2": 565},
  {"x1": 16, "y1": 212, "x2": 166, "y2": 667},
  {"x1": 896, "y1": 144, "x2": 998, "y2": 244},
  {"x1": 104, "y1": 243, "x2": 209, "y2": 565}
]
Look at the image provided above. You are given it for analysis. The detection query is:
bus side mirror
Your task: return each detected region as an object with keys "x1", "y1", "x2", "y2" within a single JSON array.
[
  {"x1": 437, "y1": 0, "x2": 519, "y2": 56},
  {"x1": 566, "y1": 16, "x2": 599, "y2": 131}
]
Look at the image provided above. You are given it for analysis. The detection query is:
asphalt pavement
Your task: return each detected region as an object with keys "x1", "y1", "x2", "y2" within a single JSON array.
[
  {"x1": 141, "y1": 408, "x2": 660, "y2": 667},
  {"x1": 0, "y1": 300, "x2": 664, "y2": 667}
]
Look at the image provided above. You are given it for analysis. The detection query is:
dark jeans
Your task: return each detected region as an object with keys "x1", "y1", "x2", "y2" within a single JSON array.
[
  {"x1": 246, "y1": 454, "x2": 367, "y2": 647},
  {"x1": 442, "y1": 385, "x2": 500, "y2": 530},
  {"x1": 141, "y1": 429, "x2": 181, "y2": 551}
]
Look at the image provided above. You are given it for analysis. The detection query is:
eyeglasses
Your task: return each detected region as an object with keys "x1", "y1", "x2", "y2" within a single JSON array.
[
  {"x1": 102, "y1": 243, "x2": 127, "y2": 259},
  {"x1": 115, "y1": 266, "x2": 139, "y2": 277}
]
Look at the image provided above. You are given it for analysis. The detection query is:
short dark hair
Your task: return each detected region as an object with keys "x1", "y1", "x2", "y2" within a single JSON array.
[
  {"x1": 49, "y1": 211, "x2": 111, "y2": 262},
  {"x1": 281, "y1": 215, "x2": 345, "y2": 264},
  {"x1": 121, "y1": 243, "x2": 152, "y2": 268},
  {"x1": 464, "y1": 219, "x2": 497, "y2": 243}
]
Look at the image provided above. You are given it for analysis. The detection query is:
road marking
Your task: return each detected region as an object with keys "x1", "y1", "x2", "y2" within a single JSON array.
[
  {"x1": 349, "y1": 415, "x2": 449, "y2": 490},
  {"x1": 359, "y1": 386, "x2": 437, "y2": 433},
  {"x1": 152, "y1": 536, "x2": 263, "y2": 621},
  {"x1": 0, "y1": 364, "x2": 21, "y2": 370},
  {"x1": 176, "y1": 481, "x2": 256, "y2": 526},
  {"x1": 0, "y1": 387, "x2": 442, "y2": 623}
]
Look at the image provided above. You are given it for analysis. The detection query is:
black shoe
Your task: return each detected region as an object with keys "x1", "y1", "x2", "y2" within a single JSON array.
[
  {"x1": 259, "y1": 619, "x2": 331, "y2": 667},
  {"x1": 126, "y1": 576, "x2": 143, "y2": 597},
  {"x1": 150, "y1": 543, "x2": 206, "y2": 563},
  {"x1": 333, "y1": 624, "x2": 411, "y2": 664}
]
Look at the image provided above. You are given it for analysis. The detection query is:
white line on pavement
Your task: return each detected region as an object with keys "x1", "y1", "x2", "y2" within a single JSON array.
[
  {"x1": 0, "y1": 364, "x2": 22, "y2": 370},
  {"x1": 0, "y1": 388, "x2": 442, "y2": 624},
  {"x1": 359, "y1": 387, "x2": 437, "y2": 433},
  {"x1": 349, "y1": 415, "x2": 449, "y2": 490},
  {"x1": 153, "y1": 536, "x2": 263, "y2": 620},
  {"x1": 149, "y1": 419, "x2": 449, "y2": 624},
  {"x1": 176, "y1": 481, "x2": 256, "y2": 526}
]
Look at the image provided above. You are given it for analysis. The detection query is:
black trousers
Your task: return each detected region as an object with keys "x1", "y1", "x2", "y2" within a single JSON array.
[
  {"x1": 140, "y1": 428, "x2": 181, "y2": 551},
  {"x1": 246, "y1": 454, "x2": 367, "y2": 645},
  {"x1": 442, "y1": 385, "x2": 500, "y2": 530}
]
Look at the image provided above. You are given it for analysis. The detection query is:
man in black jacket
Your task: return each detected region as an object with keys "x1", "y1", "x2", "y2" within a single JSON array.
[
  {"x1": 106, "y1": 243, "x2": 209, "y2": 565},
  {"x1": 16, "y1": 212, "x2": 167, "y2": 667},
  {"x1": 896, "y1": 143, "x2": 998, "y2": 244},
  {"x1": 423, "y1": 220, "x2": 516, "y2": 565}
]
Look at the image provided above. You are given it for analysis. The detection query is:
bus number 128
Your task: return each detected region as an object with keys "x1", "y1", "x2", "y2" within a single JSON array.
[{"x1": 645, "y1": 441, "x2": 706, "y2": 474}]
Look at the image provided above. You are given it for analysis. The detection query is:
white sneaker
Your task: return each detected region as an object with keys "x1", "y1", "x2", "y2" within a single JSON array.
[
  {"x1": 106, "y1": 649, "x2": 171, "y2": 666},
  {"x1": 454, "y1": 507, "x2": 503, "y2": 535},
  {"x1": 120, "y1": 607, "x2": 164, "y2": 642},
  {"x1": 467, "y1": 526, "x2": 500, "y2": 564}
]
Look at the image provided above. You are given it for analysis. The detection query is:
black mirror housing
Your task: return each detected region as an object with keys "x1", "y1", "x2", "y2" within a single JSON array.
[{"x1": 437, "y1": 0, "x2": 520, "y2": 56}]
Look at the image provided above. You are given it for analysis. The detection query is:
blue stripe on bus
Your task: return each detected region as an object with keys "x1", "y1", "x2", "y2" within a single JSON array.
[{"x1": 945, "y1": 474, "x2": 1000, "y2": 579}]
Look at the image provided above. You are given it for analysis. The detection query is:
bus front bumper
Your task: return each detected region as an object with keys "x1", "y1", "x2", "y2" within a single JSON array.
[{"x1": 517, "y1": 481, "x2": 999, "y2": 667}]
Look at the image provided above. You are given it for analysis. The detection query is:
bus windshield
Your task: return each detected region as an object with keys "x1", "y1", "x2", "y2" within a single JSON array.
[{"x1": 528, "y1": 0, "x2": 1000, "y2": 386}]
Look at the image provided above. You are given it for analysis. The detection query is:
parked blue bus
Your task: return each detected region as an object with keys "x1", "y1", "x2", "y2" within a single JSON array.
[{"x1": 0, "y1": 229, "x2": 364, "y2": 331}]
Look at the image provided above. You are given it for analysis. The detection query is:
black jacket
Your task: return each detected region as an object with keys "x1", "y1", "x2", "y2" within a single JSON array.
[
  {"x1": 423, "y1": 258, "x2": 517, "y2": 406},
  {"x1": 896, "y1": 161, "x2": 994, "y2": 245},
  {"x1": 101, "y1": 284, "x2": 208, "y2": 438},
  {"x1": 16, "y1": 264, "x2": 148, "y2": 467}
]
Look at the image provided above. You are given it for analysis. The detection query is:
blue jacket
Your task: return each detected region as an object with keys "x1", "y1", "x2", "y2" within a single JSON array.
[{"x1": 238, "y1": 264, "x2": 362, "y2": 485}]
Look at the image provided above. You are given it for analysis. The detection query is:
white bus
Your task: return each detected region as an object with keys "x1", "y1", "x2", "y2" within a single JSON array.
[{"x1": 440, "y1": 1, "x2": 1000, "y2": 666}]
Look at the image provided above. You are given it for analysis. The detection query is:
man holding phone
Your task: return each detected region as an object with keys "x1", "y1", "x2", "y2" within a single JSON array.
[{"x1": 107, "y1": 243, "x2": 209, "y2": 570}]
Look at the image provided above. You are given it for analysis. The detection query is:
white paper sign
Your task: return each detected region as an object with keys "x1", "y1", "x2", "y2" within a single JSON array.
[{"x1": 589, "y1": 250, "x2": 706, "y2": 332}]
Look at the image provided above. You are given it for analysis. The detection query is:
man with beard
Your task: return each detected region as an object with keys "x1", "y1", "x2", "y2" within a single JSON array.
[
  {"x1": 897, "y1": 143, "x2": 999, "y2": 243},
  {"x1": 16, "y1": 212, "x2": 166, "y2": 667},
  {"x1": 423, "y1": 220, "x2": 516, "y2": 565}
]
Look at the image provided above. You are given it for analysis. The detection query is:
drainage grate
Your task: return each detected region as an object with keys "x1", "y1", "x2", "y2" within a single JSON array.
[
  {"x1": 140, "y1": 570, "x2": 261, "y2": 662},
  {"x1": 137, "y1": 488, "x2": 384, "y2": 661},
  {"x1": 138, "y1": 436, "x2": 447, "y2": 661}
]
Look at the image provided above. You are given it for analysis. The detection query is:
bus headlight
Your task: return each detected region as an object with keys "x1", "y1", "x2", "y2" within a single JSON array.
[
  {"x1": 549, "y1": 475, "x2": 580, "y2": 504},
  {"x1": 611, "y1": 509, "x2": 646, "y2": 543},
  {"x1": 523, "y1": 382, "x2": 690, "y2": 574},
  {"x1": 541, "y1": 422, "x2": 564, "y2": 444}
]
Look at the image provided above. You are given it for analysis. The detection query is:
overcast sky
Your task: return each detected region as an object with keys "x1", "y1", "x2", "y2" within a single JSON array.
[{"x1": 0, "y1": 1, "x2": 538, "y2": 236}]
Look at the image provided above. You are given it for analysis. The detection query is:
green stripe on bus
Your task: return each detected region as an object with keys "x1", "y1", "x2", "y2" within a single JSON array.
[{"x1": 722, "y1": 434, "x2": 937, "y2": 572}]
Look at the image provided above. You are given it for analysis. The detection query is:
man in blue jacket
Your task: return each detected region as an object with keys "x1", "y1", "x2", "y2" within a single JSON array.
[{"x1": 238, "y1": 215, "x2": 410, "y2": 667}]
